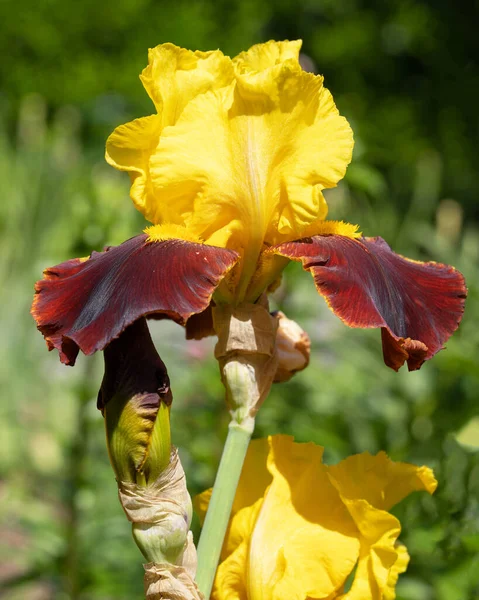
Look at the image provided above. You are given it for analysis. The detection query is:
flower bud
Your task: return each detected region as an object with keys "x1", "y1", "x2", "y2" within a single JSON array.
[
  {"x1": 98, "y1": 318, "x2": 172, "y2": 484},
  {"x1": 98, "y1": 317, "x2": 198, "y2": 594},
  {"x1": 272, "y1": 311, "x2": 311, "y2": 383}
]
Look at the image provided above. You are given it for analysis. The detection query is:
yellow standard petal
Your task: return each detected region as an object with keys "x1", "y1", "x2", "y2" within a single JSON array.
[
  {"x1": 106, "y1": 41, "x2": 354, "y2": 299},
  {"x1": 149, "y1": 52, "x2": 353, "y2": 297},
  {"x1": 140, "y1": 43, "x2": 234, "y2": 127},
  {"x1": 105, "y1": 115, "x2": 162, "y2": 218},
  {"x1": 106, "y1": 43, "x2": 234, "y2": 223}
]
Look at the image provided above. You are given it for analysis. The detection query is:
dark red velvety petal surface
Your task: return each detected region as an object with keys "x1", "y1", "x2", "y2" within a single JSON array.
[
  {"x1": 32, "y1": 234, "x2": 238, "y2": 365},
  {"x1": 271, "y1": 235, "x2": 466, "y2": 371}
]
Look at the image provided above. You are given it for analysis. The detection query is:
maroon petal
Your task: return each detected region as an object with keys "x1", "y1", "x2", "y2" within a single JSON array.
[
  {"x1": 271, "y1": 235, "x2": 466, "y2": 371},
  {"x1": 32, "y1": 234, "x2": 238, "y2": 365}
]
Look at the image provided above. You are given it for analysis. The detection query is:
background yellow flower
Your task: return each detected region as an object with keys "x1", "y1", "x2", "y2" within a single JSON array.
[{"x1": 195, "y1": 436, "x2": 437, "y2": 600}]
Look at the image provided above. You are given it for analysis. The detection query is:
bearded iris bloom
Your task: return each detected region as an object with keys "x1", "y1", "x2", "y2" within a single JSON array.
[
  {"x1": 30, "y1": 39, "x2": 465, "y2": 600},
  {"x1": 195, "y1": 435, "x2": 438, "y2": 600},
  {"x1": 32, "y1": 40, "x2": 465, "y2": 371}
]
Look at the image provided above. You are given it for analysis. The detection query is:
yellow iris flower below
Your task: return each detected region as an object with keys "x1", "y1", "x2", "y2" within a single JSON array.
[
  {"x1": 106, "y1": 39, "x2": 354, "y2": 300},
  {"x1": 195, "y1": 436, "x2": 437, "y2": 600}
]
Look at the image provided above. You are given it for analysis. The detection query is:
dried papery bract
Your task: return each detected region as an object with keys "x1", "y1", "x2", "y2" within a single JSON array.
[
  {"x1": 144, "y1": 563, "x2": 203, "y2": 600},
  {"x1": 121, "y1": 451, "x2": 202, "y2": 600},
  {"x1": 212, "y1": 297, "x2": 279, "y2": 425},
  {"x1": 99, "y1": 318, "x2": 200, "y2": 598}
]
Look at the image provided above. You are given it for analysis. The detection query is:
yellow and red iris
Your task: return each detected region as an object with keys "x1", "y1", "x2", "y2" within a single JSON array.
[{"x1": 32, "y1": 40, "x2": 466, "y2": 371}]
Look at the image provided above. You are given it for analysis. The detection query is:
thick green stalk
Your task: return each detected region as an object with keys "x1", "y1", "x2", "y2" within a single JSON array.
[
  {"x1": 197, "y1": 301, "x2": 278, "y2": 597},
  {"x1": 196, "y1": 417, "x2": 254, "y2": 598}
]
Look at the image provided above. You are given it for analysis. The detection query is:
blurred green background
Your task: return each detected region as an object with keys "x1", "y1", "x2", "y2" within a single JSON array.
[{"x1": 1, "y1": 0, "x2": 478, "y2": 598}]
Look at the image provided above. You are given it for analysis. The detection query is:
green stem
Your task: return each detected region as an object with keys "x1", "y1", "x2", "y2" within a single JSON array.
[{"x1": 196, "y1": 418, "x2": 254, "y2": 598}]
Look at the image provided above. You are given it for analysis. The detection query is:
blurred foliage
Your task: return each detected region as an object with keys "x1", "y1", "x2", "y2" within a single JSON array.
[{"x1": 1, "y1": 1, "x2": 478, "y2": 599}]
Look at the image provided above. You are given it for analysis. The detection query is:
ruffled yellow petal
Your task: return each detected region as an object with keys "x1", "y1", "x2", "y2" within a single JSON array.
[
  {"x1": 149, "y1": 65, "x2": 353, "y2": 296},
  {"x1": 327, "y1": 451, "x2": 438, "y2": 512},
  {"x1": 105, "y1": 115, "x2": 162, "y2": 217},
  {"x1": 220, "y1": 436, "x2": 359, "y2": 600},
  {"x1": 204, "y1": 437, "x2": 436, "y2": 600},
  {"x1": 233, "y1": 40, "x2": 302, "y2": 73},
  {"x1": 338, "y1": 500, "x2": 400, "y2": 600},
  {"x1": 150, "y1": 70, "x2": 353, "y2": 244},
  {"x1": 106, "y1": 44, "x2": 234, "y2": 223},
  {"x1": 383, "y1": 544, "x2": 410, "y2": 600},
  {"x1": 328, "y1": 452, "x2": 436, "y2": 600},
  {"x1": 106, "y1": 41, "x2": 354, "y2": 299},
  {"x1": 233, "y1": 40, "x2": 303, "y2": 101},
  {"x1": 140, "y1": 43, "x2": 234, "y2": 125},
  {"x1": 213, "y1": 533, "x2": 251, "y2": 600},
  {"x1": 260, "y1": 437, "x2": 359, "y2": 600}
]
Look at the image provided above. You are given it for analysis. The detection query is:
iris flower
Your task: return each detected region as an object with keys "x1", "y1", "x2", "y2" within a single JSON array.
[
  {"x1": 32, "y1": 40, "x2": 465, "y2": 371},
  {"x1": 195, "y1": 435, "x2": 437, "y2": 600}
]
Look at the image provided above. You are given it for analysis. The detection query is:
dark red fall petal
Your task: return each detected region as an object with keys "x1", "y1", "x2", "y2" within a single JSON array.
[
  {"x1": 32, "y1": 234, "x2": 238, "y2": 365},
  {"x1": 271, "y1": 235, "x2": 466, "y2": 371}
]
